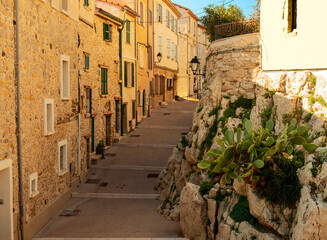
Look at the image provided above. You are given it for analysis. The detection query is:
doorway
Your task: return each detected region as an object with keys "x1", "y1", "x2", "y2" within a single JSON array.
[
  {"x1": 142, "y1": 90, "x2": 146, "y2": 116},
  {"x1": 0, "y1": 159, "x2": 13, "y2": 240},
  {"x1": 123, "y1": 103, "x2": 128, "y2": 133},
  {"x1": 106, "y1": 115, "x2": 112, "y2": 146},
  {"x1": 91, "y1": 117, "x2": 95, "y2": 152}
]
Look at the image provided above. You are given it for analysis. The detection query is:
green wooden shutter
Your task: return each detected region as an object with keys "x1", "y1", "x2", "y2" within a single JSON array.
[
  {"x1": 103, "y1": 23, "x2": 109, "y2": 41},
  {"x1": 90, "y1": 88, "x2": 92, "y2": 113},
  {"x1": 132, "y1": 102, "x2": 136, "y2": 118},
  {"x1": 101, "y1": 68, "x2": 108, "y2": 94},
  {"x1": 126, "y1": 20, "x2": 130, "y2": 43},
  {"x1": 84, "y1": 0, "x2": 89, "y2": 7},
  {"x1": 131, "y1": 63, "x2": 134, "y2": 87},
  {"x1": 85, "y1": 55, "x2": 89, "y2": 69},
  {"x1": 124, "y1": 61, "x2": 127, "y2": 87}
]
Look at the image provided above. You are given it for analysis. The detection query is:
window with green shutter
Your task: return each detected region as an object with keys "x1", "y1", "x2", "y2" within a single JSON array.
[
  {"x1": 84, "y1": 0, "x2": 89, "y2": 7},
  {"x1": 103, "y1": 23, "x2": 110, "y2": 41},
  {"x1": 126, "y1": 20, "x2": 131, "y2": 43},
  {"x1": 84, "y1": 54, "x2": 89, "y2": 69},
  {"x1": 124, "y1": 61, "x2": 128, "y2": 87},
  {"x1": 132, "y1": 101, "x2": 136, "y2": 119},
  {"x1": 131, "y1": 62, "x2": 135, "y2": 87},
  {"x1": 101, "y1": 68, "x2": 108, "y2": 95}
]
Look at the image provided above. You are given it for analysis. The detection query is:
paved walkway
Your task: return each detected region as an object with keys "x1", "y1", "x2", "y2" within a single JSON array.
[{"x1": 34, "y1": 100, "x2": 197, "y2": 240}]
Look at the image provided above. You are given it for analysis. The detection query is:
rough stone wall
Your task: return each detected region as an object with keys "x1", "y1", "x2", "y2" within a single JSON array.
[
  {"x1": 157, "y1": 32, "x2": 327, "y2": 240},
  {"x1": 17, "y1": 0, "x2": 81, "y2": 222},
  {"x1": 0, "y1": 0, "x2": 19, "y2": 217},
  {"x1": 78, "y1": 13, "x2": 121, "y2": 165}
]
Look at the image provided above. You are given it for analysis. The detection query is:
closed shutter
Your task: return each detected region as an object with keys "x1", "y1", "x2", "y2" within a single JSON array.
[
  {"x1": 103, "y1": 23, "x2": 109, "y2": 41},
  {"x1": 124, "y1": 61, "x2": 127, "y2": 87},
  {"x1": 131, "y1": 63, "x2": 135, "y2": 87},
  {"x1": 101, "y1": 68, "x2": 108, "y2": 94},
  {"x1": 126, "y1": 20, "x2": 130, "y2": 43}
]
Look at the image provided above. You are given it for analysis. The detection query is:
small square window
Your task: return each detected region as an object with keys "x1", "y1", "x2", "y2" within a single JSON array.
[
  {"x1": 84, "y1": 0, "x2": 89, "y2": 7},
  {"x1": 84, "y1": 54, "x2": 89, "y2": 70},
  {"x1": 103, "y1": 23, "x2": 112, "y2": 42},
  {"x1": 58, "y1": 140, "x2": 68, "y2": 176},
  {"x1": 29, "y1": 172, "x2": 39, "y2": 198}
]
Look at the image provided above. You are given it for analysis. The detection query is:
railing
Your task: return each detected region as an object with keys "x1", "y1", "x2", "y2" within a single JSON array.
[{"x1": 214, "y1": 20, "x2": 260, "y2": 40}]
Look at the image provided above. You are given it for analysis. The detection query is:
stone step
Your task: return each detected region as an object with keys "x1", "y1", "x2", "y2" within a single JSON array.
[
  {"x1": 34, "y1": 238, "x2": 188, "y2": 240},
  {"x1": 72, "y1": 192, "x2": 159, "y2": 200}
]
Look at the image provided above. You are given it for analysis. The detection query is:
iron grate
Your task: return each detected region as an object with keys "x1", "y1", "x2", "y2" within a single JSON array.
[
  {"x1": 147, "y1": 173, "x2": 159, "y2": 178},
  {"x1": 131, "y1": 135, "x2": 140, "y2": 138},
  {"x1": 105, "y1": 153, "x2": 117, "y2": 157},
  {"x1": 99, "y1": 182, "x2": 108, "y2": 187},
  {"x1": 85, "y1": 179, "x2": 100, "y2": 184},
  {"x1": 60, "y1": 209, "x2": 79, "y2": 217}
]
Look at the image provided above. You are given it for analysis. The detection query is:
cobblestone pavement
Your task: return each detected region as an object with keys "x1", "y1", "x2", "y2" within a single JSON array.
[{"x1": 34, "y1": 100, "x2": 197, "y2": 240}]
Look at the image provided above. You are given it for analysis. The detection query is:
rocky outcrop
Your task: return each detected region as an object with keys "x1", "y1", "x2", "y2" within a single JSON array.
[{"x1": 156, "y1": 33, "x2": 327, "y2": 240}]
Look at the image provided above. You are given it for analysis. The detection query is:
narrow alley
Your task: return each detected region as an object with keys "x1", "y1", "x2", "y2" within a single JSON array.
[{"x1": 34, "y1": 100, "x2": 197, "y2": 239}]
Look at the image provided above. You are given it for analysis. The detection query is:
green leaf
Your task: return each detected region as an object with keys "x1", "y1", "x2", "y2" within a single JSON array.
[
  {"x1": 255, "y1": 136, "x2": 261, "y2": 147},
  {"x1": 241, "y1": 139, "x2": 253, "y2": 150},
  {"x1": 245, "y1": 120, "x2": 253, "y2": 133},
  {"x1": 237, "y1": 176, "x2": 243, "y2": 182},
  {"x1": 241, "y1": 170, "x2": 252, "y2": 178},
  {"x1": 216, "y1": 137, "x2": 225, "y2": 149},
  {"x1": 197, "y1": 160, "x2": 213, "y2": 169},
  {"x1": 229, "y1": 171, "x2": 237, "y2": 179},
  {"x1": 248, "y1": 144, "x2": 255, "y2": 153},
  {"x1": 265, "y1": 137, "x2": 274, "y2": 147},
  {"x1": 296, "y1": 125, "x2": 308, "y2": 135},
  {"x1": 251, "y1": 175, "x2": 260, "y2": 182},
  {"x1": 288, "y1": 130, "x2": 298, "y2": 137},
  {"x1": 228, "y1": 162, "x2": 237, "y2": 170},
  {"x1": 265, "y1": 147, "x2": 277, "y2": 157},
  {"x1": 303, "y1": 143, "x2": 318, "y2": 153},
  {"x1": 287, "y1": 124, "x2": 296, "y2": 133},
  {"x1": 226, "y1": 130, "x2": 234, "y2": 145},
  {"x1": 265, "y1": 120, "x2": 274, "y2": 132},
  {"x1": 291, "y1": 118, "x2": 297, "y2": 126},
  {"x1": 206, "y1": 149, "x2": 221, "y2": 158},
  {"x1": 291, "y1": 136, "x2": 306, "y2": 145},
  {"x1": 282, "y1": 152, "x2": 290, "y2": 159},
  {"x1": 213, "y1": 158, "x2": 224, "y2": 173},
  {"x1": 253, "y1": 159, "x2": 265, "y2": 168},
  {"x1": 225, "y1": 173, "x2": 232, "y2": 184},
  {"x1": 223, "y1": 147, "x2": 235, "y2": 160},
  {"x1": 294, "y1": 161, "x2": 303, "y2": 168},
  {"x1": 262, "y1": 129, "x2": 269, "y2": 139},
  {"x1": 237, "y1": 128, "x2": 242, "y2": 143},
  {"x1": 287, "y1": 145, "x2": 294, "y2": 155}
]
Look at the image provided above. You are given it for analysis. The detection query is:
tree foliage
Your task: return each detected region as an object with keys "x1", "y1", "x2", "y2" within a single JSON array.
[
  {"x1": 200, "y1": 4, "x2": 244, "y2": 41},
  {"x1": 200, "y1": 2, "x2": 261, "y2": 41}
]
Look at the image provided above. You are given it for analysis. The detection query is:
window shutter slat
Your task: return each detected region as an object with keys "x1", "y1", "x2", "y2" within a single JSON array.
[
  {"x1": 131, "y1": 63, "x2": 135, "y2": 87},
  {"x1": 124, "y1": 61, "x2": 128, "y2": 87}
]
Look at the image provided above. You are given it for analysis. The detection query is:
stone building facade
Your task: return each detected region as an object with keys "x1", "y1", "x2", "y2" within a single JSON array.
[
  {"x1": 152, "y1": 0, "x2": 181, "y2": 107},
  {"x1": 174, "y1": 3, "x2": 199, "y2": 99},
  {"x1": 0, "y1": 1, "x2": 17, "y2": 239},
  {"x1": 0, "y1": 1, "x2": 122, "y2": 239}
]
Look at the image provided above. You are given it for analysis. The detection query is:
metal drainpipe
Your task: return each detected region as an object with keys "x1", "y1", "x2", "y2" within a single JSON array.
[
  {"x1": 147, "y1": 0, "x2": 150, "y2": 117},
  {"x1": 120, "y1": 9, "x2": 126, "y2": 136},
  {"x1": 135, "y1": 14, "x2": 138, "y2": 126},
  {"x1": 15, "y1": 0, "x2": 25, "y2": 238}
]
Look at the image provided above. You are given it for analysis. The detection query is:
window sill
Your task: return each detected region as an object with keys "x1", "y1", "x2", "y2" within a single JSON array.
[
  {"x1": 62, "y1": 9, "x2": 69, "y2": 17},
  {"x1": 84, "y1": 68, "x2": 89, "y2": 72},
  {"x1": 59, "y1": 169, "x2": 68, "y2": 176},
  {"x1": 61, "y1": 97, "x2": 71, "y2": 101},
  {"x1": 45, "y1": 130, "x2": 55, "y2": 136},
  {"x1": 29, "y1": 191, "x2": 40, "y2": 199},
  {"x1": 100, "y1": 94, "x2": 109, "y2": 98},
  {"x1": 285, "y1": 30, "x2": 297, "y2": 37}
]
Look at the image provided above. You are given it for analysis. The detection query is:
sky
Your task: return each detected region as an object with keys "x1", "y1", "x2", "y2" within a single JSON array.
[{"x1": 172, "y1": 0, "x2": 257, "y2": 19}]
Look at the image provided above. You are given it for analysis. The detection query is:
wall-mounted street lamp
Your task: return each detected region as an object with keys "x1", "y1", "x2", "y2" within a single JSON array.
[
  {"x1": 190, "y1": 56, "x2": 205, "y2": 76},
  {"x1": 155, "y1": 52, "x2": 162, "y2": 63}
]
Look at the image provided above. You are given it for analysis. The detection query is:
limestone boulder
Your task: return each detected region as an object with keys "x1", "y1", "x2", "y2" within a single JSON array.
[
  {"x1": 229, "y1": 222, "x2": 281, "y2": 240},
  {"x1": 180, "y1": 183, "x2": 208, "y2": 240},
  {"x1": 291, "y1": 186, "x2": 327, "y2": 240}
]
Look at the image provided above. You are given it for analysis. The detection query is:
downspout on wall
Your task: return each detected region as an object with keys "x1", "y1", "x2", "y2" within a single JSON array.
[
  {"x1": 120, "y1": 9, "x2": 127, "y2": 136},
  {"x1": 15, "y1": 0, "x2": 24, "y2": 238},
  {"x1": 135, "y1": 5, "x2": 138, "y2": 126}
]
